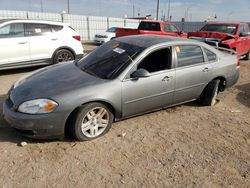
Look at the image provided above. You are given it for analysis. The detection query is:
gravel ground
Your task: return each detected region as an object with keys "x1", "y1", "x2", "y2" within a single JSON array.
[{"x1": 0, "y1": 44, "x2": 249, "y2": 188}]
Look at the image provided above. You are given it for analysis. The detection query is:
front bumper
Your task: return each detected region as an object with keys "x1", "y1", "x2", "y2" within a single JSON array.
[
  {"x1": 3, "y1": 98, "x2": 66, "y2": 139},
  {"x1": 94, "y1": 37, "x2": 110, "y2": 44}
]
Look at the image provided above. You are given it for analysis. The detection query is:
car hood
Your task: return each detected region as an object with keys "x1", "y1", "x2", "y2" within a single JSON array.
[
  {"x1": 10, "y1": 62, "x2": 105, "y2": 105},
  {"x1": 188, "y1": 31, "x2": 235, "y2": 41}
]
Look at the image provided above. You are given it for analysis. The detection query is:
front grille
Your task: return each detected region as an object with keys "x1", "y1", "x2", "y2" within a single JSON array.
[
  {"x1": 218, "y1": 43, "x2": 230, "y2": 49},
  {"x1": 95, "y1": 35, "x2": 107, "y2": 38}
]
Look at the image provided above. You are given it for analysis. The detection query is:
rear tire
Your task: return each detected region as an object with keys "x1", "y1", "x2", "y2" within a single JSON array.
[
  {"x1": 53, "y1": 49, "x2": 74, "y2": 64},
  {"x1": 199, "y1": 79, "x2": 220, "y2": 106},
  {"x1": 70, "y1": 103, "x2": 114, "y2": 141}
]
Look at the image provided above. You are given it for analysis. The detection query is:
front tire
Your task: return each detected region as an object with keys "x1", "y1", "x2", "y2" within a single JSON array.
[
  {"x1": 199, "y1": 79, "x2": 220, "y2": 106},
  {"x1": 53, "y1": 49, "x2": 74, "y2": 64},
  {"x1": 71, "y1": 103, "x2": 114, "y2": 141}
]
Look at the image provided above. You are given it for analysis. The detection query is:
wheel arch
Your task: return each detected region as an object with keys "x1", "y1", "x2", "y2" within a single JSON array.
[
  {"x1": 52, "y1": 46, "x2": 77, "y2": 62},
  {"x1": 209, "y1": 76, "x2": 227, "y2": 92},
  {"x1": 64, "y1": 100, "x2": 118, "y2": 136}
]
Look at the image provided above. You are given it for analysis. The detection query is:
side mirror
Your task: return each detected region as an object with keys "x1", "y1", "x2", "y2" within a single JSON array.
[
  {"x1": 239, "y1": 32, "x2": 250, "y2": 37},
  {"x1": 178, "y1": 31, "x2": 184, "y2": 35},
  {"x1": 131, "y1": 68, "x2": 150, "y2": 79}
]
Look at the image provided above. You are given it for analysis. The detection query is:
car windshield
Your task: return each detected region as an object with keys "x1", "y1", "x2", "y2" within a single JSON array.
[
  {"x1": 200, "y1": 24, "x2": 237, "y2": 35},
  {"x1": 76, "y1": 40, "x2": 145, "y2": 79},
  {"x1": 106, "y1": 27, "x2": 116, "y2": 33}
]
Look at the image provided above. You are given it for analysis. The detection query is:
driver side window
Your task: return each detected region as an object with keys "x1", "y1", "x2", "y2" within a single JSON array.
[{"x1": 137, "y1": 48, "x2": 172, "y2": 73}]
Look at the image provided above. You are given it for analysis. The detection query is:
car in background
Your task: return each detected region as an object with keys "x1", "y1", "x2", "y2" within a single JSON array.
[
  {"x1": 116, "y1": 21, "x2": 187, "y2": 38},
  {"x1": 0, "y1": 19, "x2": 84, "y2": 70},
  {"x1": 94, "y1": 27, "x2": 117, "y2": 44},
  {"x1": 3, "y1": 35, "x2": 239, "y2": 141},
  {"x1": 188, "y1": 22, "x2": 250, "y2": 60}
]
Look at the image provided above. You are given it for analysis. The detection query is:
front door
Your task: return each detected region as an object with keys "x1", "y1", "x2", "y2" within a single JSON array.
[
  {"x1": 0, "y1": 23, "x2": 30, "y2": 66},
  {"x1": 122, "y1": 47, "x2": 175, "y2": 117}
]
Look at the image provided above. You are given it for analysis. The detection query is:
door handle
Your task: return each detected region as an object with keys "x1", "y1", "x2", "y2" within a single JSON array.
[
  {"x1": 162, "y1": 76, "x2": 173, "y2": 82},
  {"x1": 202, "y1": 67, "x2": 210, "y2": 72},
  {"x1": 18, "y1": 41, "x2": 27, "y2": 44},
  {"x1": 51, "y1": 38, "x2": 58, "y2": 41}
]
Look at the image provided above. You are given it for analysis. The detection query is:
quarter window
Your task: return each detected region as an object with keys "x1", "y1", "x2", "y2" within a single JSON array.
[
  {"x1": 25, "y1": 23, "x2": 52, "y2": 36},
  {"x1": 0, "y1": 23, "x2": 24, "y2": 38},
  {"x1": 204, "y1": 48, "x2": 217, "y2": 62},
  {"x1": 176, "y1": 45, "x2": 204, "y2": 67}
]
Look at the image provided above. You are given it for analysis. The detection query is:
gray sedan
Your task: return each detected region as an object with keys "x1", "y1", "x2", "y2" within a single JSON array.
[{"x1": 3, "y1": 35, "x2": 239, "y2": 141}]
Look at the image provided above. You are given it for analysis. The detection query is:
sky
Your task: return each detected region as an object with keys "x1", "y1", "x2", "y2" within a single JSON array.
[{"x1": 0, "y1": 0, "x2": 250, "y2": 22}]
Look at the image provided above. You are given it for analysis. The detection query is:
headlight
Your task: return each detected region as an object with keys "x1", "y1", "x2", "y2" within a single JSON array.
[{"x1": 18, "y1": 99, "x2": 58, "y2": 114}]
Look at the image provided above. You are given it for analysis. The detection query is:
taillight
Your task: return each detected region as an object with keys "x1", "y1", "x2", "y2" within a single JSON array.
[
  {"x1": 73, "y1": 35, "x2": 81, "y2": 41},
  {"x1": 236, "y1": 57, "x2": 240, "y2": 68}
]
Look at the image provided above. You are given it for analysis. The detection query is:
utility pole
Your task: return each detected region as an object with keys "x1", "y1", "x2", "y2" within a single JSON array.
[
  {"x1": 156, "y1": 0, "x2": 160, "y2": 20},
  {"x1": 67, "y1": 0, "x2": 70, "y2": 14},
  {"x1": 40, "y1": 0, "x2": 44, "y2": 12},
  {"x1": 167, "y1": 0, "x2": 170, "y2": 20},
  {"x1": 133, "y1": 4, "x2": 135, "y2": 17}
]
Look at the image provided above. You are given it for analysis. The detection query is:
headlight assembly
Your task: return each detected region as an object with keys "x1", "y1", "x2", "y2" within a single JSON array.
[{"x1": 18, "y1": 99, "x2": 58, "y2": 114}]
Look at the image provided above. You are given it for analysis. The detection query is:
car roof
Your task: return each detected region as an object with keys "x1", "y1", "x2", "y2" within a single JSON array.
[
  {"x1": 205, "y1": 22, "x2": 246, "y2": 26},
  {"x1": 115, "y1": 35, "x2": 186, "y2": 48},
  {"x1": 0, "y1": 19, "x2": 65, "y2": 25}
]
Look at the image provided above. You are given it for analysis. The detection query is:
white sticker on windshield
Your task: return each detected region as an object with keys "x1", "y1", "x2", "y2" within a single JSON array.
[
  {"x1": 113, "y1": 48, "x2": 125, "y2": 54},
  {"x1": 227, "y1": 26, "x2": 236, "y2": 29}
]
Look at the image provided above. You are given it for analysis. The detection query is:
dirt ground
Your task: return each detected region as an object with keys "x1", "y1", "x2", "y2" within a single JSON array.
[{"x1": 0, "y1": 44, "x2": 249, "y2": 188}]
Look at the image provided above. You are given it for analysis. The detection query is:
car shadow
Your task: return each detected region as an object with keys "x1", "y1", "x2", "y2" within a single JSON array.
[
  {"x1": 236, "y1": 83, "x2": 250, "y2": 108},
  {"x1": 0, "y1": 94, "x2": 75, "y2": 144},
  {"x1": 0, "y1": 66, "x2": 45, "y2": 76}
]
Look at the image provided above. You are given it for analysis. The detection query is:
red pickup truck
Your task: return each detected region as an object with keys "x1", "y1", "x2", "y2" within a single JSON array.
[
  {"x1": 188, "y1": 22, "x2": 250, "y2": 60},
  {"x1": 116, "y1": 21, "x2": 187, "y2": 38}
]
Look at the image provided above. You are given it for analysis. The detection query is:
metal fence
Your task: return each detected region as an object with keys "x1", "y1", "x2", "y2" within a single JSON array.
[{"x1": 1, "y1": 10, "x2": 249, "y2": 41}]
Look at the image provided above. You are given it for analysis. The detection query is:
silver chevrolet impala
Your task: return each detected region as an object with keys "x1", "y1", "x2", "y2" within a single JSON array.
[{"x1": 3, "y1": 35, "x2": 239, "y2": 141}]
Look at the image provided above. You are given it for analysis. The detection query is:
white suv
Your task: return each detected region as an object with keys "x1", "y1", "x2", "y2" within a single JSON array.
[
  {"x1": 94, "y1": 27, "x2": 116, "y2": 44},
  {"x1": 0, "y1": 19, "x2": 84, "y2": 70}
]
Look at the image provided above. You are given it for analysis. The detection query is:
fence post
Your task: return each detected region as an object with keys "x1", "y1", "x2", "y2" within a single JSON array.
[
  {"x1": 87, "y1": 16, "x2": 90, "y2": 41},
  {"x1": 124, "y1": 18, "x2": 126, "y2": 27},
  {"x1": 107, "y1": 17, "x2": 109, "y2": 30}
]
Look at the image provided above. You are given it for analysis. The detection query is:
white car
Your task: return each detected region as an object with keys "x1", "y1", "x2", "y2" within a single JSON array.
[
  {"x1": 94, "y1": 27, "x2": 116, "y2": 44},
  {"x1": 0, "y1": 19, "x2": 84, "y2": 70}
]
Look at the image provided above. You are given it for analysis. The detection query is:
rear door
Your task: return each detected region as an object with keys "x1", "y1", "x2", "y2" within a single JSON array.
[
  {"x1": 173, "y1": 45, "x2": 212, "y2": 104},
  {"x1": 25, "y1": 23, "x2": 61, "y2": 62},
  {"x1": 122, "y1": 47, "x2": 175, "y2": 117},
  {"x1": 0, "y1": 23, "x2": 29, "y2": 66}
]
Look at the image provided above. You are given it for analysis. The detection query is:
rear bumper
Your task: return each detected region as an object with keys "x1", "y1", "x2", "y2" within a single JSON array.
[
  {"x1": 3, "y1": 98, "x2": 66, "y2": 139},
  {"x1": 226, "y1": 69, "x2": 240, "y2": 89}
]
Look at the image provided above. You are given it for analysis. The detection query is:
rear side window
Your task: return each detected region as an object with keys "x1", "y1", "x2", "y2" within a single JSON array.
[
  {"x1": 52, "y1": 25, "x2": 63, "y2": 32},
  {"x1": 204, "y1": 48, "x2": 217, "y2": 62},
  {"x1": 163, "y1": 24, "x2": 178, "y2": 33},
  {"x1": 25, "y1": 23, "x2": 52, "y2": 36},
  {"x1": 176, "y1": 45, "x2": 204, "y2": 67},
  {"x1": 0, "y1": 23, "x2": 24, "y2": 38},
  {"x1": 138, "y1": 22, "x2": 161, "y2": 31}
]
